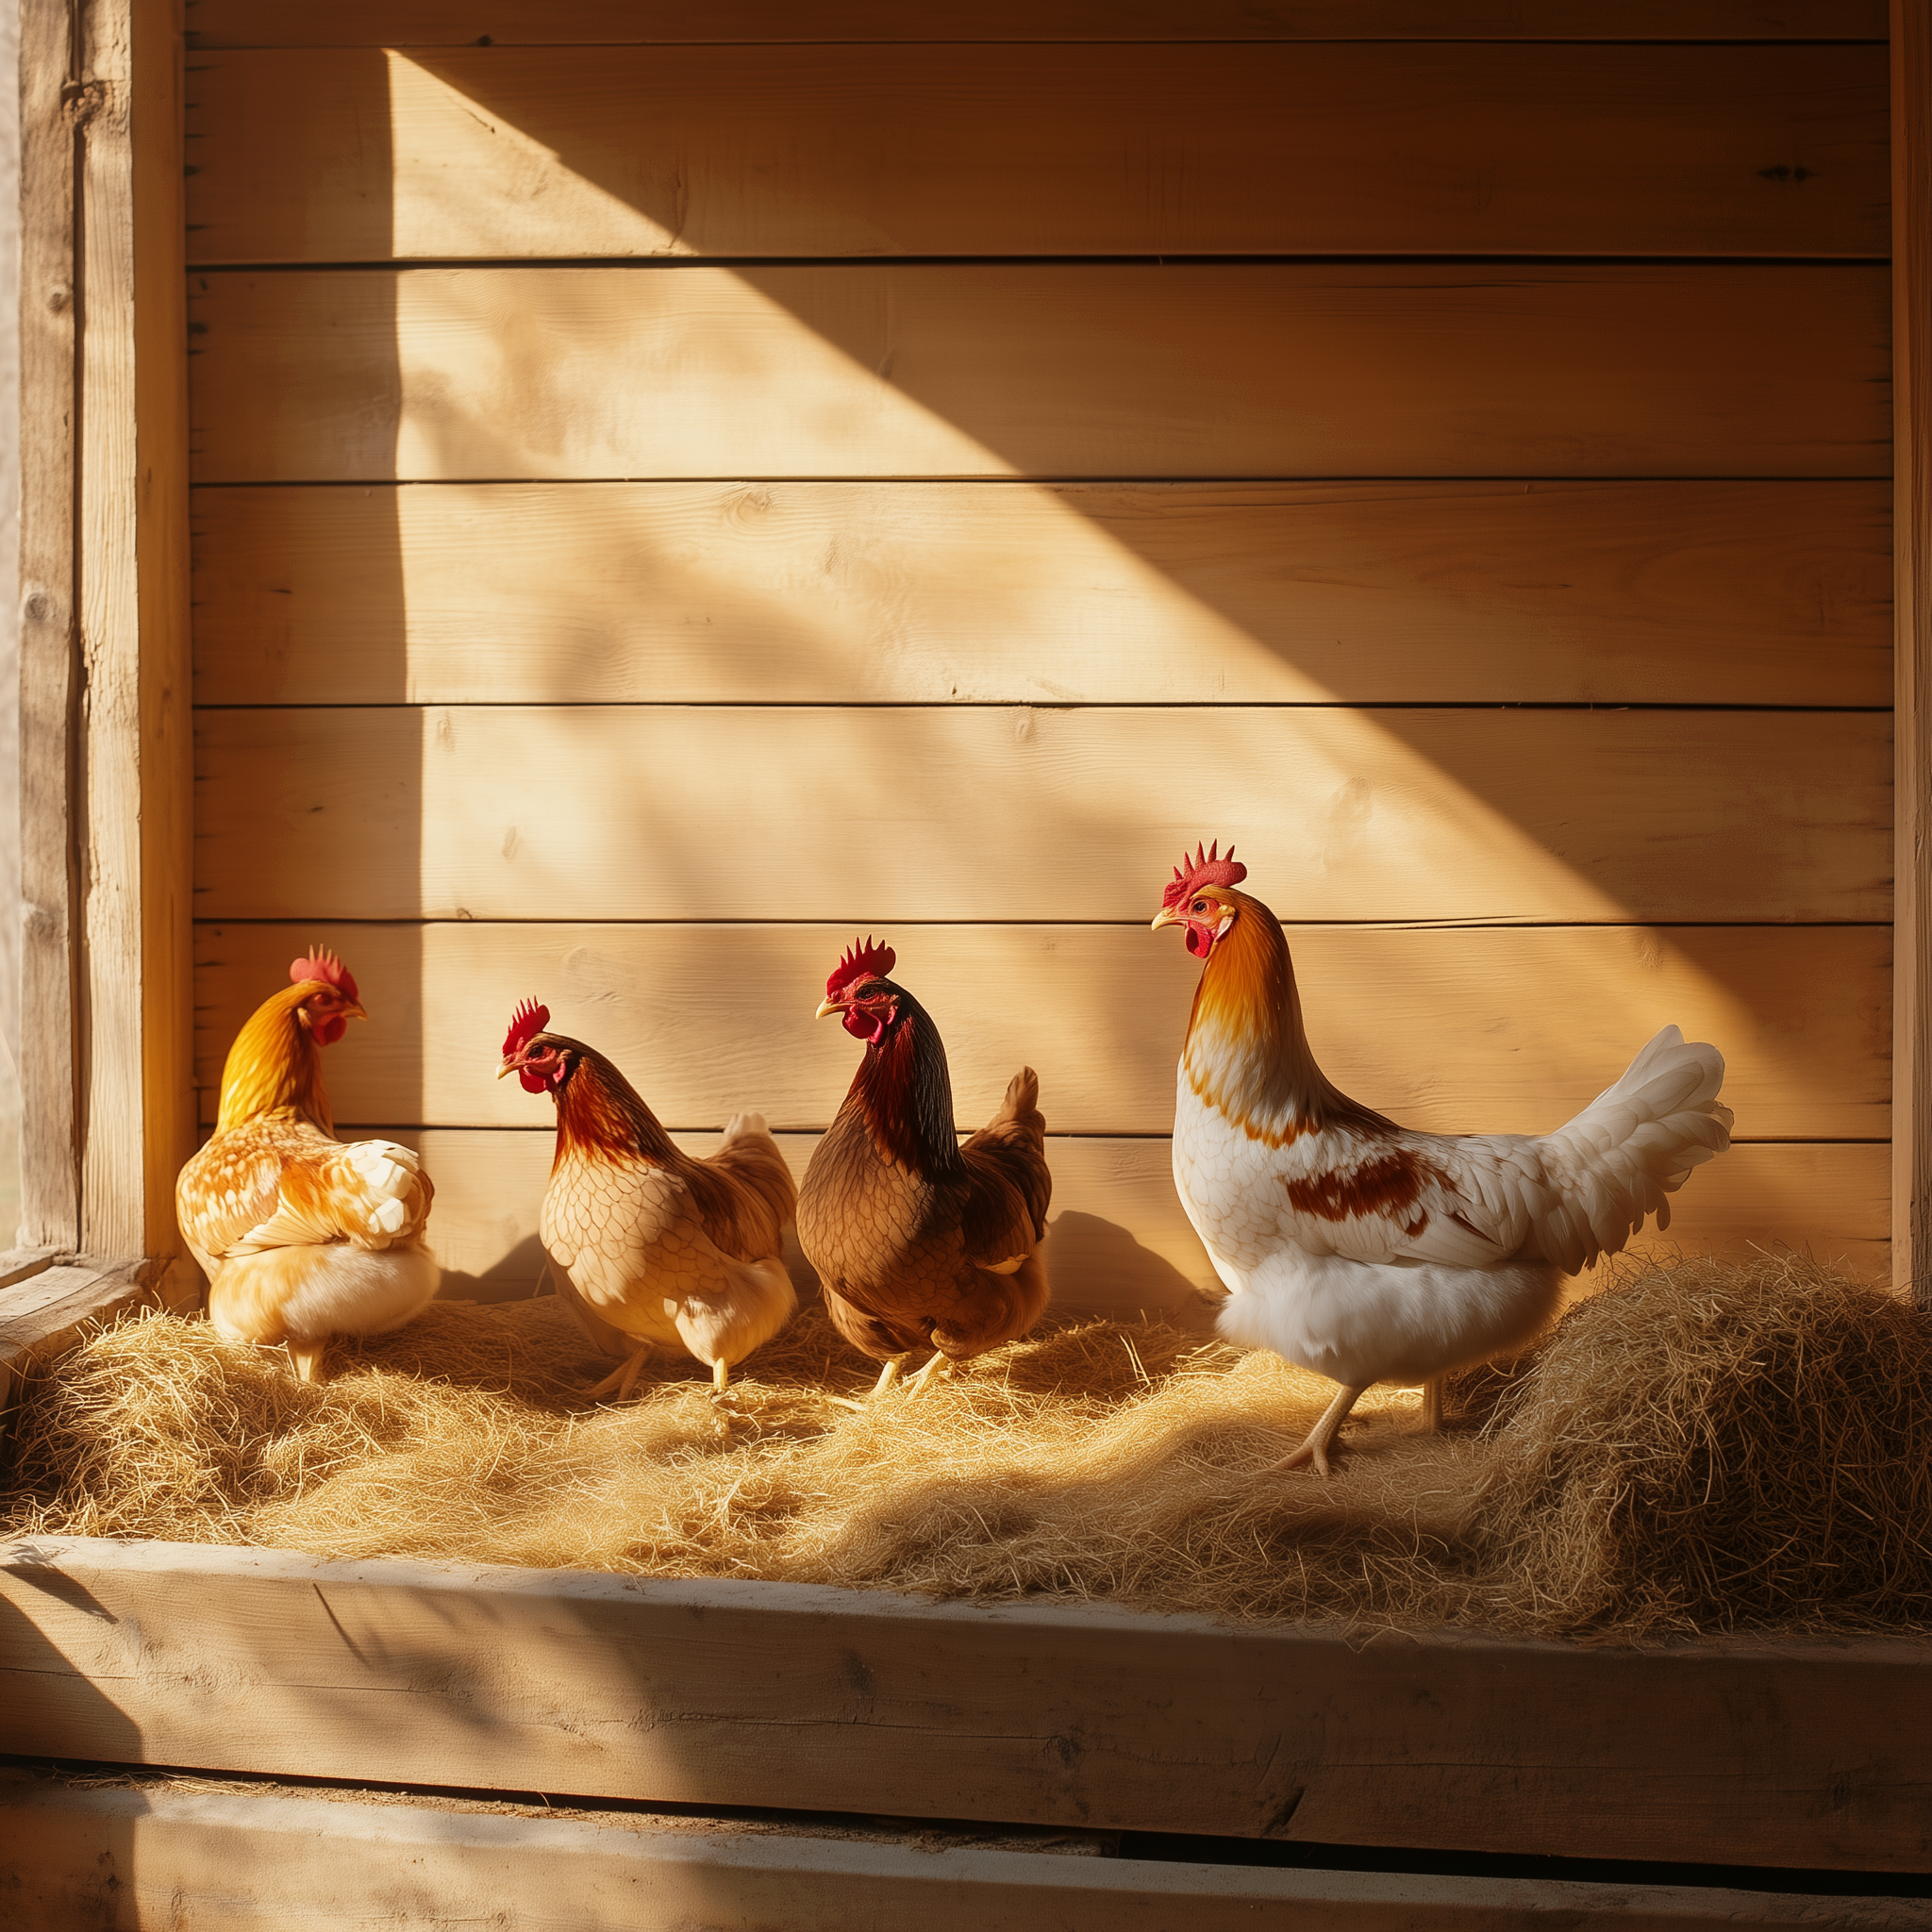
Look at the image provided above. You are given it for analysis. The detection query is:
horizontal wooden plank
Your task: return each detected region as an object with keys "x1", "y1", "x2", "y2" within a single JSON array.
[
  {"x1": 10, "y1": 1779, "x2": 1924, "y2": 1932},
  {"x1": 190, "y1": 480, "x2": 1895, "y2": 708},
  {"x1": 181, "y1": 3, "x2": 1892, "y2": 49},
  {"x1": 5, "y1": 1538, "x2": 1928, "y2": 1869},
  {"x1": 393, "y1": 1132, "x2": 1888, "y2": 1302},
  {"x1": 186, "y1": 265, "x2": 1890, "y2": 484},
  {"x1": 185, "y1": 45, "x2": 1889, "y2": 264},
  {"x1": 192, "y1": 924, "x2": 1890, "y2": 1141},
  {"x1": 192, "y1": 707, "x2": 1892, "y2": 924}
]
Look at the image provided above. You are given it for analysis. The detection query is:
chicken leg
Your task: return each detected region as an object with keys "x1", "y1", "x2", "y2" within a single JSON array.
[
  {"x1": 287, "y1": 1340, "x2": 328, "y2": 1384},
  {"x1": 590, "y1": 1341, "x2": 654, "y2": 1402},
  {"x1": 1264, "y1": 1383, "x2": 1365, "y2": 1479}
]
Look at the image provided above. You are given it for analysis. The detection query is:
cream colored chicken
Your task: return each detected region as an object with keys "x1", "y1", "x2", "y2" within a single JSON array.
[
  {"x1": 177, "y1": 951, "x2": 438, "y2": 1380},
  {"x1": 499, "y1": 1000, "x2": 798, "y2": 1397}
]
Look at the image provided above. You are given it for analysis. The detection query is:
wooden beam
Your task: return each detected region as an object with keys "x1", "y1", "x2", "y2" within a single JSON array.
[
  {"x1": 406, "y1": 1131, "x2": 1889, "y2": 1302},
  {"x1": 18, "y1": 1, "x2": 193, "y2": 1275},
  {"x1": 0, "y1": 1257, "x2": 148, "y2": 1417},
  {"x1": 192, "y1": 923, "x2": 1890, "y2": 1141},
  {"x1": 180, "y1": 2, "x2": 1892, "y2": 49},
  {"x1": 185, "y1": 264, "x2": 1890, "y2": 485},
  {"x1": 3, "y1": 1538, "x2": 1929, "y2": 1872},
  {"x1": 189, "y1": 480, "x2": 1894, "y2": 709},
  {"x1": 7, "y1": 1775, "x2": 1927, "y2": 1932},
  {"x1": 191, "y1": 707, "x2": 1891, "y2": 924},
  {"x1": 185, "y1": 43, "x2": 1889, "y2": 264},
  {"x1": 1894, "y1": 0, "x2": 1932, "y2": 1308},
  {"x1": 18, "y1": 0, "x2": 82, "y2": 1251}
]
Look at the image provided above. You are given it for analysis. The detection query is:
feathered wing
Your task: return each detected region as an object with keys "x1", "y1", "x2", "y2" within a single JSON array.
[
  {"x1": 1279, "y1": 1027, "x2": 1733, "y2": 1275},
  {"x1": 691, "y1": 1111, "x2": 797, "y2": 1262},
  {"x1": 179, "y1": 1120, "x2": 433, "y2": 1268},
  {"x1": 543, "y1": 1145, "x2": 795, "y2": 1366},
  {"x1": 957, "y1": 1066, "x2": 1052, "y2": 1274}
]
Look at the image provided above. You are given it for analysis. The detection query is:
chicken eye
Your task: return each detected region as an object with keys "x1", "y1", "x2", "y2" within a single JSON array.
[{"x1": 1191, "y1": 898, "x2": 1208, "y2": 915}]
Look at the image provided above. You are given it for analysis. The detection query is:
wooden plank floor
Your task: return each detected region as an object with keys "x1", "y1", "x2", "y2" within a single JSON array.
[
  {"x1": 8, "y1": 1774, "x2": 1925, "y2": 1931},
  {"x1": 4, "y1": 1539, "x2": 1928, "y2": 1874}
]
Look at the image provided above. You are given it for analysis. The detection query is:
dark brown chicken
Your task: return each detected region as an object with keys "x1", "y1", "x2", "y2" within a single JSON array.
[{"x1": 798, "y1": 938, "x2": 1052, "y2": 1396}]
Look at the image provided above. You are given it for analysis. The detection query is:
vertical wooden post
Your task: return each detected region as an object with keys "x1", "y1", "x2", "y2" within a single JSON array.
[
  {"x1": 1896, "y1": 0, "x2": 1932, "y2": 1310},
  {"x1": 18, "y1": 0, "x2": 83, "y2": 1254},
  {"x1": 15, "y1": 0, "x2": 192, "y2": 1281}
]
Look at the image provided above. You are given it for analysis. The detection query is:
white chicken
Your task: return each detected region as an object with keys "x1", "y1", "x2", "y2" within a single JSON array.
[{"x1": 1151, "y1": 842, "x2": 1733, "y2": 1475}]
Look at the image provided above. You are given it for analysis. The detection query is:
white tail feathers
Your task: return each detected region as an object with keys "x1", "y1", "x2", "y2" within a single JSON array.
[{"x1": 1538, "y1": 1025, "x2": 1733, "y2": 1274}]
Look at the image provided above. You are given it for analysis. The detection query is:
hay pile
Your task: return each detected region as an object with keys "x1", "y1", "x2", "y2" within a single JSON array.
[{"x1": 5, "y1": 1255, "x2": 1929, "y2": 1639}]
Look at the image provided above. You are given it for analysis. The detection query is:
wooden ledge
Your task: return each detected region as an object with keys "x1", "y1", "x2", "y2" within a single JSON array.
[
  {"x1": 5, "y1": 1772, "x2": 1926, "y2": 1932},
  {"x1": 0, "y1": 1257, "x2": 151, "y2": 1415},
  {"x1": 2, "y1": 1538, "x2": 1928, "y2": 1873}
]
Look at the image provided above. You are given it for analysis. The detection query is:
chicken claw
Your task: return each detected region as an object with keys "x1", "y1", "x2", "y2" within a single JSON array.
[
  {"x1": 1262, "y1": 1383, "x2": 1364, "y2": 1480},
  {"x1": 902, "y1": 1352, "x2": 954, "y2": 1397}
]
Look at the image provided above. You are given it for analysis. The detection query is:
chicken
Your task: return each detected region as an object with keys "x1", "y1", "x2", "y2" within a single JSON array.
[
  {"x1": 498, "y1": 1000, "x2": 797, "y2": 1397},
  {"x1": 1152, "y1": 843, "x2": 1733, "y2": 1475},
  {"x1": 798, "y1": 938, "x2": 1052, "y2": 1397},
  {"x1": 176, "y1": 950, "x2": 439, "y2": 1381}
]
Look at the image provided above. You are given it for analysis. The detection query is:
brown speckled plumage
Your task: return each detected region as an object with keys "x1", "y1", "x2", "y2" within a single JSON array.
[{"x1": 797, "y1": 975, "x2": 1052, "y2": 1365}]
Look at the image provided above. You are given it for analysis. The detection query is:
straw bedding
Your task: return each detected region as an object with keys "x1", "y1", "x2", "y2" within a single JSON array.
[{"x1": 5, "y1": 1254, "x2": 1929, "y2": 1639}]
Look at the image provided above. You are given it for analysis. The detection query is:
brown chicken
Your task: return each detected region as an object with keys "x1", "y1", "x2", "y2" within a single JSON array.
[
  {"x1": 797, "y1": 939, "x2": 1052, "y2": 1396},
  {"x1": 499, "y1": 1000, "x2": 798, "y2": 1396},
  {"x1": 176, "y1": 950, "x2": 439, "y2": 1380}
]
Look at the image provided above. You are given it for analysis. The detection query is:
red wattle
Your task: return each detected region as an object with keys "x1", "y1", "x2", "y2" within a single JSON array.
[
  {"x1": 519, "y1": 1068, "x2": 548, "y2": 1093},
  {"x1": 316, "y1": 1017, "x2": 347, "y2": 1045},
  {"x1": 844, "y1": 1009, "x2": 886, "y2": 1044},
  {"x1": 1186, "y1": 924, "x2": 1213, "y2": 959}
]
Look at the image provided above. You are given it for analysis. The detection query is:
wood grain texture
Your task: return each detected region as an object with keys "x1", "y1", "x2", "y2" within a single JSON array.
[
  {"x1": 10, "y1": 1779, "x2": 1921, "y2": 1932},
  {"x1": 190, "y1": 480, "x2": 1894, "y2": 708},
  {"x1": 132, "y1": 0, "x2": 197, "y2": 1271},
  {"x1": 398, "y1": 1132, "x2": 1888, "y2": 1301},
  {"x1": 5, "y1": 1539, "x2": 1926, "y2": 1870},
  {"x1": 192, "y1": 923, "x2": 1890, "y2": 1141},
  {"x1": 18, "y1": 0, "x2": 81, "y2": 1248},
  {"x1": 192, "y1": 707, "x2": 1893, "y2": 924},
  {"x1": 184, "y1": 44, "x2": 1889, "y2": 264},
  {"x1": 1893, "y1": 0, "x2": 1931, "y2": 1307},
  {"x1": 185, "y1": 265, "x2": 1892, "y2": 485},
  {"x1": 180, "y1": 2, "x2": 1891, "y2": 48}
]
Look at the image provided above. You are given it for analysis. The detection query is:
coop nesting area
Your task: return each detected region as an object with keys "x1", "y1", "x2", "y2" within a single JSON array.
[{"x1": 4, "y1": 1254, "x2": 1929, "y2": 1643}]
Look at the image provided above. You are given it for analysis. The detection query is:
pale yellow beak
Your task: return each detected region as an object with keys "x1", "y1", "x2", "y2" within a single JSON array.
[
  {"x1": 346, "y1": 1001, "x2": 369, "y2": 1023},
  {"x1": 1150, "y1": 906, "x2": 1183, "y2": 932},
  {"x1": 496, "y1": 1058, "x2": 517, "y2": 1080},
  {"x1": 814, "y1": 998, "x2": 839, "y2": 1021}
]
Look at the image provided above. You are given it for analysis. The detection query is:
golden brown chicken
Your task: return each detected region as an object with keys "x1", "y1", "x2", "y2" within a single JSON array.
[
  {"x1": 499, "y1": 1000, "x2": 798, "y2": 1397},
  {"x1": 797, "y1": 939, "x2": 1052, "y2": 1397},
  {"x1": 176, "y1": 950, "x2": 439, "y2": 1380}
]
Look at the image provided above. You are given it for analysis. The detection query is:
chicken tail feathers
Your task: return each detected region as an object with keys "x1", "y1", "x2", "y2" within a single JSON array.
[{"x1": 1536, "y1": 1025, "x2": 1733, "y2": 1273}]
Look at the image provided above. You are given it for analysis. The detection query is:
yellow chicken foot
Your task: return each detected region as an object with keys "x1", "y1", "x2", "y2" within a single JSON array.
[
  {"x1": 901, "y1": 1352, "x2": 954, "y2": 1398},
  {"x1": 287, "y1": 1341, "x2": 328, "y2": 1384},
  {"x1": 712, "y1": 1358, "x2": 730, "y2": 1395},
  {"x1": 871, "y1": 1356, "x2": 906, "y2": 1397},
  {"x1": 1264, "y1": 1383, "x2": 1366, "y2": 1479},
  {"x1": 1420, "y1": 1375, "x2": 1445, "y2": 1433},
  {"x1": 589, "y1": 1342, "x2": 654, "y2": 1403}
]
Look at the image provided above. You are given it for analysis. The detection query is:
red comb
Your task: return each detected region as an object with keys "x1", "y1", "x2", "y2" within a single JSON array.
[
  {"x1": 502, "y1": 998, "x2": 550, "y2": 1060},
  {"x1": 825, "y1": 936, "x2": 896, "y2": 998},
  {"x1": 1160, "y1": 841, "x2": 1248, "y2": 910},
  {"x1": 289, "y1": 946, "x2": 359, "y2": 1007}
]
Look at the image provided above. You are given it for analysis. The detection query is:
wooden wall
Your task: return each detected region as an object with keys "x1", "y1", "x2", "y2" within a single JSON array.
[{"x1": 182, "y1": 1, "x2": 1892, "y2": 1307}]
